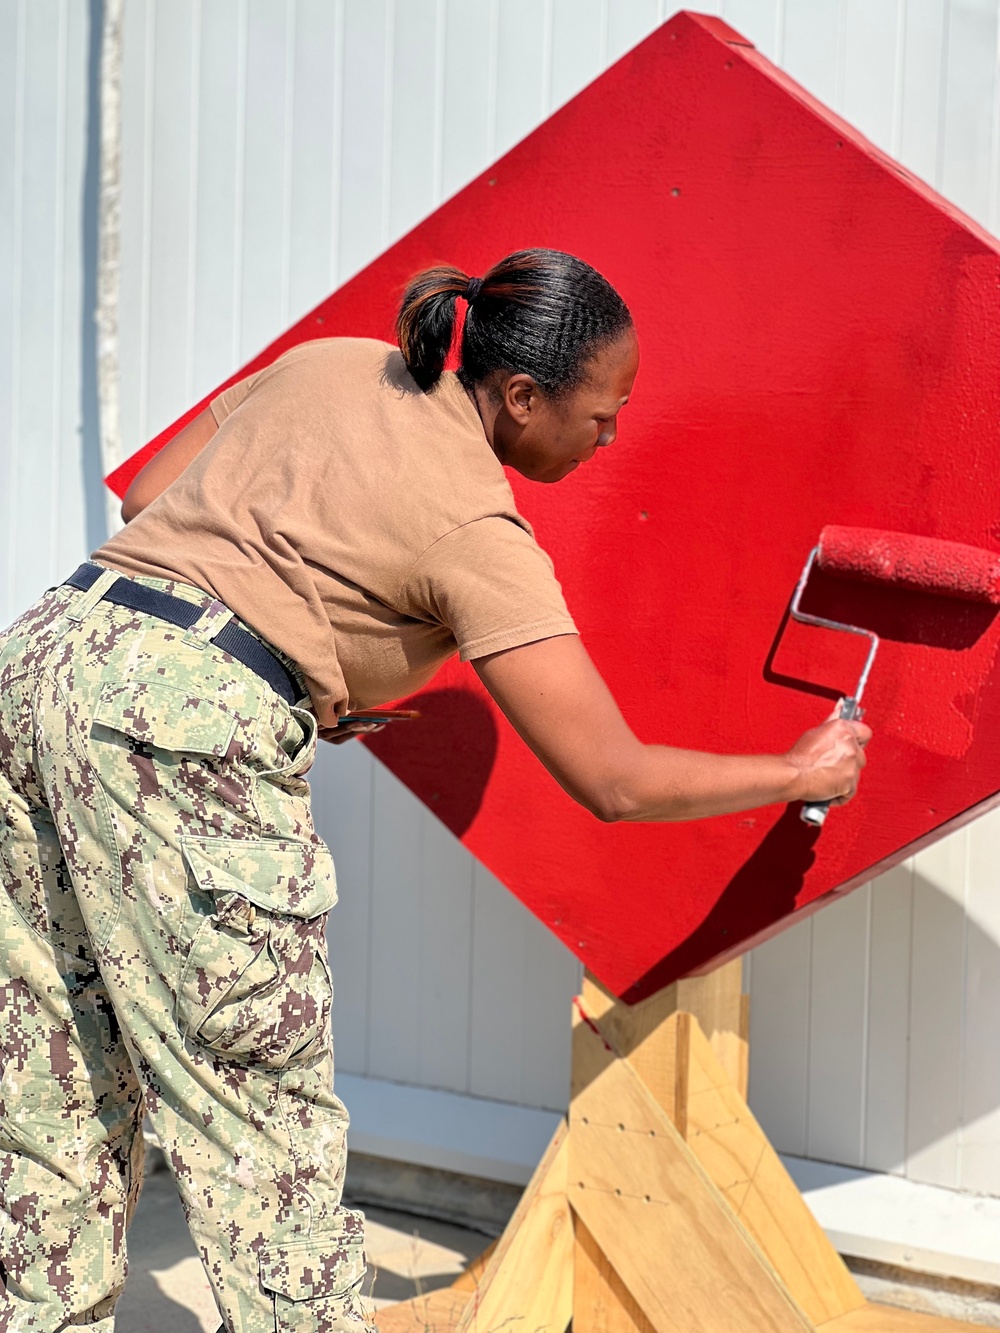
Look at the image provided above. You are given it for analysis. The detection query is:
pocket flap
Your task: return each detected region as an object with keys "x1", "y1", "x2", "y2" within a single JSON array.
[
  {"x1": 93, "y1": 680, "x2": 237, "y2": 757},
  {"x1": 181, "y1": 836, "x2": 337, "y2": 918},
  {"x1": 258, "y1": 1211, "x2": 366, "y2": 1300}
]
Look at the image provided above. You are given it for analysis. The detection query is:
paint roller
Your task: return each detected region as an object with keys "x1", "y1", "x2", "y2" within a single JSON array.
[{"x1": 790, "y1": 526, "x2": 1000, "y2": 827}]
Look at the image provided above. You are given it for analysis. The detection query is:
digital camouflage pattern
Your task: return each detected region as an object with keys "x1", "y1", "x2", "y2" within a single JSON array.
[{"x1": 0, "y1": 568, "x2": 372, "y2": 1331}]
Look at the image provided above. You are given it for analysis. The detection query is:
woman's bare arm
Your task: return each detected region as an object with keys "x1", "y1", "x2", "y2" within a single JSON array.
[
  {"x1": 474, "y1": 634, "x2": 869, "y2": 823},
  {"x1": 121, "y1": 406, "x2": 219, "y2": 522}
]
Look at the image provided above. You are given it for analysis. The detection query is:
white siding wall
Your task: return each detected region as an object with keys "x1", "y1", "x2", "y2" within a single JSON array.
[
  {"x1": 2, "y1": 0, "x2": 1000, "y2": 1190},
  {"x1": 0, "y1": 0, "x2": 100, "y2": 626},
  {"x1": 748, "y1": 814, "x2": 1000, "y2": 1194}
]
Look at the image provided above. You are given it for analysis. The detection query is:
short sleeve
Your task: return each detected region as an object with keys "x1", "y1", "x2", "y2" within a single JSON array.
[
  {"x1": 210, "y1": 372, "x2": 259, "y2": 426},
  {"x1": 405, "y1": 517, "x2": 578, "y2": 660}
]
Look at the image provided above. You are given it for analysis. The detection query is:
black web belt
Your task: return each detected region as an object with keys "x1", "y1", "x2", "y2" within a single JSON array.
[{"x1": 64, "y1": 563, "x2": 301, "y2": 706}]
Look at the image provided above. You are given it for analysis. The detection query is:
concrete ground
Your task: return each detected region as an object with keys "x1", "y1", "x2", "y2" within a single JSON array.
[{"x1": 115, "y1": 1167, "x2": 486, "y2": 1333}]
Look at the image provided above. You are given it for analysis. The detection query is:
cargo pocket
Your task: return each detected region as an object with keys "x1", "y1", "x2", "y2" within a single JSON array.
[
  {"x1": 259, "y1": 1211, "x2": 370, "y2": 1332},
  {"x1": 177, "y1": 836, "x2": 338, "y2": 1070},
  {"x1": 92, "y1": 679, "x2": 239, "y2": 756}
]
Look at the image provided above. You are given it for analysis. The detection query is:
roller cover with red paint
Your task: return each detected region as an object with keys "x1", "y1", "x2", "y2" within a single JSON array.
[{"x1": 818, "y1": 527, "x2": 1000, "y2": 605}]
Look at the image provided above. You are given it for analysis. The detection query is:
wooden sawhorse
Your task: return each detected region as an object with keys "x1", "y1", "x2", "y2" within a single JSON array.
[{"x1": 376, "y1": 965, "x2": 983, "y2": 1333}]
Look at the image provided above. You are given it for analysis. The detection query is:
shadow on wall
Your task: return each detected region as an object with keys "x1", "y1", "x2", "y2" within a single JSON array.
[
  {"x1": 363, "y1": 687, "x2": 499, "y2": 838},
  {"x1": 744, "y1": 866, "x2": 1000, "y2": 1179},
  {"x1": 870, "y1": 868, "x2": 1000, "y2": 1174},
  {"x1": 626, "y1": 805, "x2": 821, "y2": 999},
  {"x1": 570, "y1": 868, "x2": 1000, "y2": 1180}
]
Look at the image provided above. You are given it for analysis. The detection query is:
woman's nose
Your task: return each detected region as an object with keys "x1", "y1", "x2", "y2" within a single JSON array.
[{"x1": 597, "y1": 421, "x2": 617, "y2": 448}]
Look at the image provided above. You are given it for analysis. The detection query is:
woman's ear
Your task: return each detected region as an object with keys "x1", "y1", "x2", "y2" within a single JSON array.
[{"x1": 502, "y1": 373, "x2": 541, "y2": 425}]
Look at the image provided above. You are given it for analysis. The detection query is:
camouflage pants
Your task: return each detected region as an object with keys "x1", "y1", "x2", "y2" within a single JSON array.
[{"x1": 0, "y1": 568, "x2": 370, "y2": 1332}]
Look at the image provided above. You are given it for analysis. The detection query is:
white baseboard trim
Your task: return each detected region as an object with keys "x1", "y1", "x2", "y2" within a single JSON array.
[
  {"x1": 336, "y1": 1072, "x2": 562, "y2": 1187},
  {"x1": 781, "y1": 1154, "x2": 1000, "y2": 1288}
]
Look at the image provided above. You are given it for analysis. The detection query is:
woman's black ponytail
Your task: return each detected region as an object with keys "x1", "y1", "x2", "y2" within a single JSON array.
[
  {"x1": 397, "y1": 249, "x2": 632, "y2": 395},
  {"x1": 396, "y1": 265, "x2": 469, "y2": 390}
]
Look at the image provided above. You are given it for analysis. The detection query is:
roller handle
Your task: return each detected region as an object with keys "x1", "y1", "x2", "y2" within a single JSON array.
[{"x1": 800, "y1": 697, "x2": 862, "y2": 828}]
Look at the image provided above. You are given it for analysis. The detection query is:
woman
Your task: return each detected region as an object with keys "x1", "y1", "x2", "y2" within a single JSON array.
[{"x1": 0, "y1": 249, "x2": 869, "y2": 1333}]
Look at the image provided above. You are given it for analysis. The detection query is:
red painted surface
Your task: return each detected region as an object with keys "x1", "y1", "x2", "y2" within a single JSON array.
[{"x1": 107, "y1": 12, "x2": 1000, "y2": 1001}]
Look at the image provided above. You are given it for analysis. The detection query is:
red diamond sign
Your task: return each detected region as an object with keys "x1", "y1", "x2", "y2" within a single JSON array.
[{"x1": 109, "y1": 12, "x2": 1000, "y2": 1001}]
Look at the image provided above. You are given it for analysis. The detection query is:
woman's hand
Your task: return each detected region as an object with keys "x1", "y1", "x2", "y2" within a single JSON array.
[
  {"x1": 318, "y1": 721, "x2": 386, "y2": 746},
  {"x1": 474, "y1": 635, "x2": 873, "y2": 823},
  {"x1": 783, "y1": 712, "x2": 871, "y2": 807}
]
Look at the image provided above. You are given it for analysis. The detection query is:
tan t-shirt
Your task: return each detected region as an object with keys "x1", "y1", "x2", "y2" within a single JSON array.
[{"x1": 96, "y1": 338, "x2": 577, "y2": 724}]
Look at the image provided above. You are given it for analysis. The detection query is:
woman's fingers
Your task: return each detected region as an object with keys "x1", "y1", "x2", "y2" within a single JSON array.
[
  {"x1": 785, "y1": 715, "x2": 872, "y2": 805},
  {"x1": 319, "y1": 721, "x2": 387, "y2": 745}
]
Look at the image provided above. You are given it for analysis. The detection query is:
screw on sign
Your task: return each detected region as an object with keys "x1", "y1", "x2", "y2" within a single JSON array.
[{"x1": 108, "y1": 13, "x2": 1000, "y2": 1002}]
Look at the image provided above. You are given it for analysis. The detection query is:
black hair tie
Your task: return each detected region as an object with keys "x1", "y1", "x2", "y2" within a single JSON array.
[{"x1": 464, "y1": 276, "x2": 484, "y2": 303}]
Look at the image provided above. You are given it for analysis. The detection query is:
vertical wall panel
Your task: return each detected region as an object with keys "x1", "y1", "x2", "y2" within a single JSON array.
[
  {"x1": 468, "y1": 860, "x2": 580, "y2": 1111},
  {"x1": 117, "y1": 0, "x2": 152, "y2": 449},
  {"x1": 841, "y1": 0, "x2": 902, "y2": 150},
  {"x1": 940, "y1": 0, "x2": 999, "y2": 223},
  {"x1": 747, "y1": 919, "x2": 813, "y2": 1156},
  {"x1": 863, "y1": 860, "x2": 914, "y2": 1173},
  {"x1": 440, "y1": 0, "x2": 495, "y2": 198},
  {"x1": 781, "y1": 0, "x2": 842, "y2": 108},
  {"x1": 722, "y1": 0, "x2": 783, "y2": 61},
  {"x1": 549, "y1": 0, "x2": 605, "y2": 112},
  {"x1": 311, "y1": 741, "x2": 375, "y2": 1076},
  {"x1": 0, "y1": 0, "x2": 21, "y2": 621},
  {"x1": 337, "y1": 1, "x2": 390, "y2": 280},
  {"x1": 605, "y1": 1, "x2": 662, "y2": 63},
  {"x1": 960, "y1": 810, "x2": 1000, "y2": 1193},
  {"x1": 415, "y1": 811, "x2": 474, "y2": 1093},
  {"x1": 287, "y1": 0, "x2": 341, "y2": 322},
  {"x1": 367, "y1": 759, "x2": 428, "y2": 1085},
  {"x1": 387, "y1": 0, "x2": 441, "y2": 243},
  {"x1": 468, "y1": 863, "x2": 529, "y2": 1104},
  {"x1": 12, "y1": 0, "x2": 67, "y2": 609},
  {"x1": 0, "y1": 0, "x2": 91, "y2": 626},
  {"x1": 363, "y1": 758, "x2": 490, "y2": 1095},
  {"x1": 56, "y1": 0, "x2": 90, "y2": 569},
  {"x1": 518, "y1": 899, "x2": 580, "y2": 1109},
  {"x1": 239, "y1": 0, "x2": 293, "y2": 360},
  {"x1": 898, "y1": 0, "x2": 948, "y2": 186},
  {"x1": 145, "y1": 1, "x2": 196, "y2": 434},
  {"x1": 906, "y1": 831, "x2": 968, "y2": 1187},
  {"x1": 806, "y1": 887, "x2": 870, "y2": 1167},
  {"x1": 494, "y1": 0, "x2": 549, "y2": 159},
  {"x1": 190, "y1": 0, "x2": 244, "y2": 400}
]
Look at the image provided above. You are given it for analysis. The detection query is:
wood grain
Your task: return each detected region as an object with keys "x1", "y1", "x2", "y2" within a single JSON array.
[
  {"x1": 454, "y1": 1121, "x2": 573, "y2": 1333},
  {"x1": 569, "y1": 1012, "x2": 812, "y2": 1333},
  {"x1": 574, "y1": 1216, "x2": 655, "y2": 1333},
  {"x1": 449, "y1": 1239, "x2": 498, "y2": 1293},
  {"x1": 578, "y1": 966, "x2": 746, "y2": 1112},
  {"x1": 681, "y1": 1016, "x2": 865, "y2": 1325}
]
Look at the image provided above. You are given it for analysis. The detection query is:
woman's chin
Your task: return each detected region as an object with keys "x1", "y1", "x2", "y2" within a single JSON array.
[
  {"x1": 516, "y1": 457, "x2": 581, "y2": 484},
  {"x1": 546, "y1": 460, "x2": 581, "y2": 483}
]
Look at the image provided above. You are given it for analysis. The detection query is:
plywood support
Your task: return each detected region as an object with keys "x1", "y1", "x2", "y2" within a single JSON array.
[
  {"x1": 452, "y1": 1122, "x2": 573, "y2": 1333},
  {"x1": 569, "y1": 1005, "x2": 812, "y2": 1332},
  {"x1": 374, "y1": 961, "x2": 982, "y2": 1333}
]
